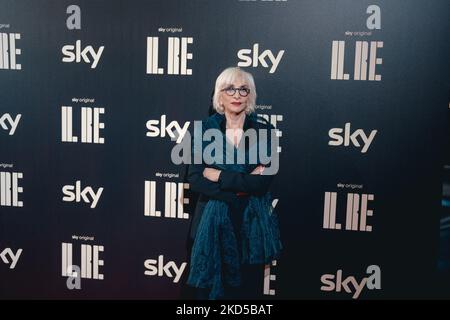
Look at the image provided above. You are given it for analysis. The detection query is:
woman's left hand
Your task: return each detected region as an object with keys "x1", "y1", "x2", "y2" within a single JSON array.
[{"x1": 203, "y1": 168, "x2": 221, "y2": 182}]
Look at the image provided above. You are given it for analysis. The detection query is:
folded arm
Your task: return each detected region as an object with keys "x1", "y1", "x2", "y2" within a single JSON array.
[
  {"x1": 187, "y1": 163, "x2": 238, "y2": 203},
  {"x1": 218, "y1": 169, "x2": 274, "y2": 196}
]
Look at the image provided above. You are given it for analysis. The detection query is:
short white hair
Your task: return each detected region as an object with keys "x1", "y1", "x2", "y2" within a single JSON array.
[{"x1": 213, "y1": 67, "x2": 257, "y2": 115}]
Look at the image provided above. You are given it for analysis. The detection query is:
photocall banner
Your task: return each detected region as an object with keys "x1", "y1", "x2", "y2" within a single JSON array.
[{"x1": 0, "y1": 0, "x2": 449, "y2": 299}]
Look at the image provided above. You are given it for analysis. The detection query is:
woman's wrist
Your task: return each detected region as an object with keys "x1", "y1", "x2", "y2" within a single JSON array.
[{"x1": 203, "y1": 167, "x2": 222, "y2": 182}]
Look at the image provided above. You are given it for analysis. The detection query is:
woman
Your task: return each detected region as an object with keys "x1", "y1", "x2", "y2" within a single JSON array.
[{"x1": 186, "y1": 67, "x2": 282, "y2": 300}]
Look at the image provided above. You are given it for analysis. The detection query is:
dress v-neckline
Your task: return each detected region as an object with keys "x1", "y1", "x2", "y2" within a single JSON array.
[{"x1": 225, "y1": 129, "x2": 243, "y2": 150}]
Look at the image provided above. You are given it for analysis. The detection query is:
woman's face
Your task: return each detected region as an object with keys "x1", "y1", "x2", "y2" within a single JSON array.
[{"x1": 219, "y1": 78, "x2": 250, "y2": 115}]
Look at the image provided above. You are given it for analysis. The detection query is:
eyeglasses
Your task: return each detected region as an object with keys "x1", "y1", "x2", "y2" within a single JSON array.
[{"x1": 221, "y1": 86, "x2": 250, "y2": 97}]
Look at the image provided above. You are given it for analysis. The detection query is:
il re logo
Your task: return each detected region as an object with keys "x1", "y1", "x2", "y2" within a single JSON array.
[
  {"x1": 264, "y1": 260, "x2": 278, "y2": 296},
  {"x1": 258, "y1": 113, "x2": 283, "y2": 153},
  {"x1": 330, "y1": 40, "x2": 383, "y2": 81},
  {"x1": 62, "y1": 243, "x2": 104, "y2": 280},
  {"x1": 0, "y1": 33, "x2": 22, "y2": 70},
  {"x1": 323, "y1": 192, "x2": 374, "y2": 232},
  {"x1": 61, "y1": 106, "x2": 105, "y2": 144},
  {"x1": 144, "y1": 180, "x2": 189, "y2": 219},
  {"x1": 146, "y1": 36, "x2": 193, "y2": 75},
  {"x1": 0, "y1": 171, "x2": 23, "y2": 207}
]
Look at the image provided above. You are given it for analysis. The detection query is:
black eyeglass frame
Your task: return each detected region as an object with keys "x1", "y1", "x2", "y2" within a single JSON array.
[{"x1": 221, "y1": 86, "x2": 251, "y2": 97}]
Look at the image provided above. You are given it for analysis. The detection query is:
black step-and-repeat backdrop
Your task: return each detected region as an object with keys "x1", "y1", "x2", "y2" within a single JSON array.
[{"x1": 1, "y1": 0, "x2": 449, "y2": 299}]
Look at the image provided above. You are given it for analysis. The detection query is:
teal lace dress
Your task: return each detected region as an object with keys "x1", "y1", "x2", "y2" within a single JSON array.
[{"x1": 186, "y1": 112, "x2": 282, "y2": 299}]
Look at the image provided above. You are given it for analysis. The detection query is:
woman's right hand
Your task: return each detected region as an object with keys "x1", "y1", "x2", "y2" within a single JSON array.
[
  {"x1": 203, "y1": 167, "x2": 222, "y2": 182},
  {"x1": 251, "y1": 165, "x2": 265, "y2": 175}
]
